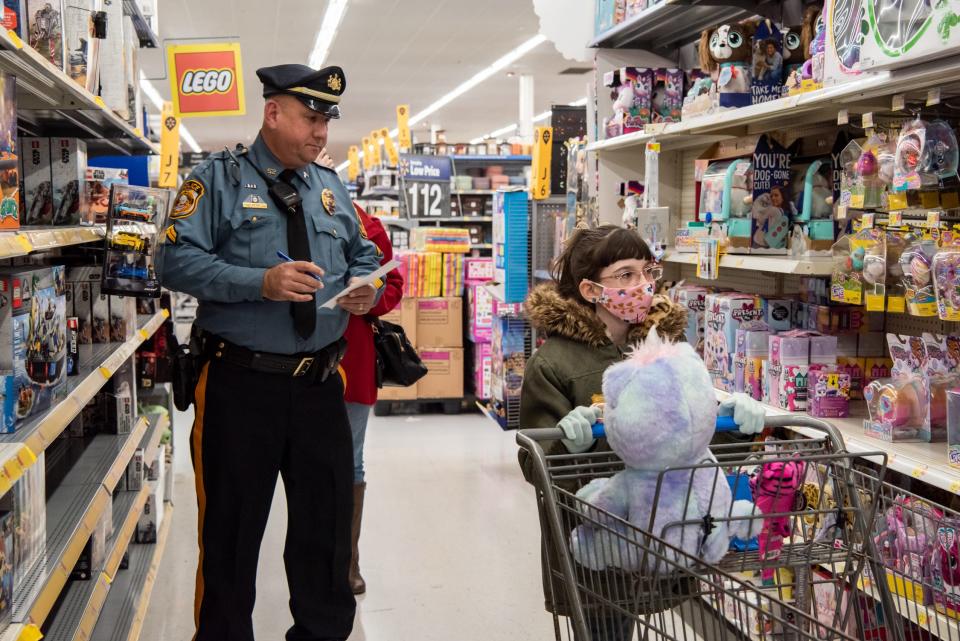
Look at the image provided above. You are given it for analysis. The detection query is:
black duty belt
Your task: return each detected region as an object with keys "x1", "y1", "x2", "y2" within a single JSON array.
[{"x1": 203, "y1": 333, "x2": 347, "y2": 381}]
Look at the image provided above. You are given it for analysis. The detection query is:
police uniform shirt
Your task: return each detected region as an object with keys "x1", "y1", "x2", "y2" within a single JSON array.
[{"x1": 158, "y1": 135, "x2": 383, "y2": 355}]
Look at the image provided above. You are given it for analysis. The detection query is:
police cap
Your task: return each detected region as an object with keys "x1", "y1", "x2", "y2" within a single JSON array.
[{"x1": 256, "y1": 64, "x2": 345, "y2": 119}]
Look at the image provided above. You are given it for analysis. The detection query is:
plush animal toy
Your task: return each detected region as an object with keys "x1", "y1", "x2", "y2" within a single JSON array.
[
  {"x1": 750, "y1": 459, "x2": 804, "y2": 581},
  {"x1": 699, "y1": 22, "x2": 756, "y2": 109},
  {"x1": 569, "y1": 333, "x2": 761, "y2": 573}
]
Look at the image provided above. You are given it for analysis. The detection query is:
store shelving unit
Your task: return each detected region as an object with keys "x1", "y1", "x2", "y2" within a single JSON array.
[
  {"x1": 121, "y1": 0, "x2": 160, "y2": 48},
  {"x1": 589, "y1": 0, "x2": 765, "y2": 51},
  {"x1": 0, "y1": 29, "x2": 157, "y2": 155},
  {"x1": 662, "y1": 250, "x2": 835, "y2": 276},
  {"x1": 41, "y1": 414, "x2": 169, "y2": 641}
]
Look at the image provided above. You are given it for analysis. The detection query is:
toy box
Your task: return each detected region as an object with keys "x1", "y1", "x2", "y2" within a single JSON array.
[
  {"x1": 0, "y1": 510, "x2": 11, "y2": 628},
  {"x1": 493, "y1": 190, "x2": 529, "y2": 304},
  {"x1": 71, "y1": 505, "x2": 109, "y2": 580},
  {"x1": 107, "y1": 358, "x2": 136, "y2": 434},
  {"x1": 698, "y1": 158, "x2": 753, "y2": 252},
  {"x1": 594, "y1": 0, "x2": 617, "y2": 36},
  {"x1": 490, "y1": 309, "x2": 528, "y2": 428},
  {"x1": 750, "y1": 135, "x2": 793, "y2": 253},
  {"x1": 417, "y1": 348, "x2": 464, "y2": 399},
  {"x1": 859, "y1": 2, "x2": 960, "y2": 72},
  {"x1": 136, "y1": 461, "x2": 166, "y2": 543},
  {"x1": 126, "y1": 447, "x2": 144, "y2": 491},
  {"x1": 0, "y1": 266, "x2": 67, "y2": 433},
  {"x1": 64, "y1": 0, "x2": 101, "y2": 93},
  {"x1": 651, "y1": 68, "x2": 682, "y2": 124},
  {"x1": 932, "y1": 519, "x2": 960, "y2": 619},
  {"x1": 864, "y1": 334, "x2": 931, "y2": 443},
  {"x1": 764, "y1": 298, "x2": 793, "y2": 332},
  {"x1": 473, "y1": 341, "x2": 492, "y2": 401},
  {"x1": 464, "y1": 257, "x2": 494, "y2": 283},
  {"x1": 468, "y1": 283, "x2": 493, "y2": 343},
  {"x1": 0, "y1": 453, "x2": 44, "y2": 595},
  {"x1": 123, "y1": 15, "x2": 142, "y2": 131},
  {"x1": 671, "y1": 285, "x2": 709, "y2": 355},
  {"x1": 704, "y1": 293, "x2": 765, "y2": 392},
  {"x1": 734, "y1": 324, "x2": 771, "y2": 401},
  {"x1": 603, "y1": 67, "x2": 652, "y2": 138},
  {"x1": 2, "y1": 0, "x2": 26, "y2": 38},
  {"x1": 98, "y1": 0, "x2": 127, "y2": 119},
  {"x1": 22, "y1": 137, "x2": 52, "y2": 226},
  {"x1": 28, "y1": 0, "x2": 64, "y2": 70},
  {"x1": 0, "y1": 74, "x2": 16, "y2": 231},
  {"x1": 417, "y1": 298, "x2": 462, "y2": 348},
  {"x1": 67, "y1": 267, "x2": 94, "y2": 344},
  {"x1": 752, "y1": 20, "x2": 785, "y2": 104},
  {"x1": 822, "y1": 0, "x2": 868, "y2": 88},
  {"x1": 51, "y1": 138, "x2": 87, "y2": 225},
  {"x1": 922, "y1": 333, "x2": 959, "y2": 443},
  {"x1": 102, "y1": 185, "x2": 170, "y2": 298},
  {"x1": 766, "y1": 331, "x2": 811, "y2": 409},
  {"x1": 84, "y1": 166, "x2": 128, "y2": 224},
  {"x1": 808, "y1": 367, "x2": 851, "y2": 418},
  {"x1": 110, "y1": 294, "x2": 134, "y2": 342},
  {"x1": 91, "y1": 269, "x2": 109, "y2": 343},
  {"x1": 949, "y1": 389, "x2": 960, "y2": 469}
]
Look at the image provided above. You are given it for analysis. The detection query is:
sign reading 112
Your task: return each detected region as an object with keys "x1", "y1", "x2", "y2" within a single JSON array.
[
  {"x1": 406, "y1": 183, "x2": 445, "y2": 218},
  {"x1": 399, "y1": 154, "x2": 452, "y2": 220}
]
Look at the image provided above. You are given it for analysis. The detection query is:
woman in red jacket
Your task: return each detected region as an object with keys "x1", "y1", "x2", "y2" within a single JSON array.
[{"x1": 342, "y1": 202, "x2": 404, "y2": 595}]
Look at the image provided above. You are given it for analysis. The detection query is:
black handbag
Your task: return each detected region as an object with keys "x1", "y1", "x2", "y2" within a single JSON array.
[{"x1": 373, "y1": 319, "x2": 428, "y2": 387}]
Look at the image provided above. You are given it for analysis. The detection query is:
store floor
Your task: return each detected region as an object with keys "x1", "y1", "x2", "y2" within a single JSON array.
[{"x1": 140, "y1": 408, "x2": 553, "y2": 641}]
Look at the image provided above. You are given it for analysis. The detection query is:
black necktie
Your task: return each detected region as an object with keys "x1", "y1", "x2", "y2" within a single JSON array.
[{"x1": 278, "y1": 169, "x2": 316, "y2": 339}]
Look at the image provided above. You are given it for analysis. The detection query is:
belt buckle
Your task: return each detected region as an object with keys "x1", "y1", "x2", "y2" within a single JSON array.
[{"x1": 293, "y1": 357, "x2": 315, "y2": 377}]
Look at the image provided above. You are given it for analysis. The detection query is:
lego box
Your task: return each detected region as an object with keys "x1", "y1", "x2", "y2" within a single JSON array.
[
  {"x1": 98, "y1": 0, "x2": 126, "y2": 118},
  {"x1": 0, "y1": 73, "x2": 17, "y2": 230},
  {"x1": 417, "y1": 348, "x2": 464, "y2": 400},
  {"x1": 64, "y1": 0, "x2": 100, "y2": 93},
  {"x1": 22, "y1": 137, "x2": 52, "y2": 226},
  {"x1": 28, "y1": 0, "x2": 65, "y2": 70},
  {"x1": 416, "y1": 298, "x2": 462, "y2": 348},
  {"x1": 0, "y1": 266, "x2": 68, "y2": 433},
  {"x1": 84, "y1": 166, "x2": 129, "y2": 224},
  {"x1": 50, "y1": 138, "x2": 87, "y2": 225}
]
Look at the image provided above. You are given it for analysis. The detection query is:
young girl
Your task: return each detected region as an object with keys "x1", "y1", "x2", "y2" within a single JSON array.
[{"x1": 519, "y1": 225, "x2": 763, "y2": 640}]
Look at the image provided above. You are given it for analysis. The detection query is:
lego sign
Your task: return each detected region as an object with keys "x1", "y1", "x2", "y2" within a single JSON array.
[{"x1": 167, "y1": 43, "x2": 246, "y2": 117}]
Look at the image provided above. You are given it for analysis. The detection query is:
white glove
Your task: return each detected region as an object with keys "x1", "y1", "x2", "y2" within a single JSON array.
[
  {"x1": 719, "y1": 393, "x2": 765, "y2": 435},
  {"x1": 558, "y1": 406, "x2": 599, "y2": 454}
]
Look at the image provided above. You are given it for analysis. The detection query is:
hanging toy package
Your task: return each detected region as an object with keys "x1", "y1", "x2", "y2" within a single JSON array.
[
  {"x1": 832, "y1": 224, "x2": 886, "y2": 310},
  {"x1": 934, "y1": 232, "x2": 960, "y2": 322},
  {"x1": 643, "y1": 142, "x2": 660, "y2": 209},
  {"x1": 900, "y1": 236, "x2": 939, "y2": 317}
]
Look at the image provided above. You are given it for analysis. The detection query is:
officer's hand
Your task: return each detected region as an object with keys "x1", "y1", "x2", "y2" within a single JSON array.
[
  {"x1": 338, "y1": 278, "x2": 376, "y2": 315},
  {"x1": 316, "y1": 148, "x2": 335, "y2": 169},
  {"x1": 262, "y1": 261, "x2": 325, "y2": 302}
]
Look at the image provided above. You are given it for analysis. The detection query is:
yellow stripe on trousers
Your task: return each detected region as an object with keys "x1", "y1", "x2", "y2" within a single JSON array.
[{"x1": 191, "y1": 363, "x2": 210, "y2": 638}]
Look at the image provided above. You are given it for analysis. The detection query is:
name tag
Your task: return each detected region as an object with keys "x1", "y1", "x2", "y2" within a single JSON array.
[{"x1": 243, "y1": 194, "x2": 269, "y2": 209}]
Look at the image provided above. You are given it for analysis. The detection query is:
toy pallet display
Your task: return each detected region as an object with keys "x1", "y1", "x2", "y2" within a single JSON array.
[{"x1": 579, "y1": 1, "x2": 960, "y2": 638}]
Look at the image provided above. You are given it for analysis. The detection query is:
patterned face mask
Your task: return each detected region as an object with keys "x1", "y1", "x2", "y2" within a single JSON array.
[{"x1": 590, "y1": 281, "x2": 656, "y2": 324}]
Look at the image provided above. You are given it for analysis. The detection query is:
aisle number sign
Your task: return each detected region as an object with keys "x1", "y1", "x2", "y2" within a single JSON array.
[
  {"x1": 362, "y1": 137, "x2": 374, "y2": 170},
  {"x1": 166, "y1": 42, "x2": 246, "y2": 117},
  {"x1": 530, "y1": 126, "x2": 553, "y2": 200},
  {"x1": 381, "y1": 128, "x2": 399, "y2": 166},
  {"x1": 347, "y1": 146, "x2": 360, "y2": 182},
  {"x1": 399, "y1": 154, "x2": 452, "y2": 219},
  {"x1": 158, "y1": 102, "x2": 180, "y2": 188},
  {"x1": 397, "y1": 105, "x2": 411, "y2": 149}
]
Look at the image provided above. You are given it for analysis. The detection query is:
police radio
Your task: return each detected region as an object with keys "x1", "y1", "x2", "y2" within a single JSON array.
[{"x1": 268, "y1": 180, "x2": 303, "y2": 214}]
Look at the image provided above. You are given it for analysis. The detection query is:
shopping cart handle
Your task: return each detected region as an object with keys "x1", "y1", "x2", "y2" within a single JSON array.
[{"x1": 592, "y1": 415, "x2": 739, "y2": 438}]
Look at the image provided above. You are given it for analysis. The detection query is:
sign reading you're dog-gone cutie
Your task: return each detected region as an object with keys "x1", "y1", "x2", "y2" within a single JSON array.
[{"x1": 167, "y1": 43, "x2": 246, "y2": 117}]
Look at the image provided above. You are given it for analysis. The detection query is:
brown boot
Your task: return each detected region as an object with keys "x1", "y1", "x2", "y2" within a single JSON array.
[{"x1": 350, "y1": 482, "x2": 366, "y2": 594}]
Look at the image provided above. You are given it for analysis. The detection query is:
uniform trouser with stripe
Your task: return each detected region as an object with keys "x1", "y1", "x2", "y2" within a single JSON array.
[{"x1": 191, "y1": 358, "x2": 356, "y2": 641}]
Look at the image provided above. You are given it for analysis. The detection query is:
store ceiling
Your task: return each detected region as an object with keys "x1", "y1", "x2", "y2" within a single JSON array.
[{"x1": 141, "y1": 0, "x2": 590, "y2": 161}]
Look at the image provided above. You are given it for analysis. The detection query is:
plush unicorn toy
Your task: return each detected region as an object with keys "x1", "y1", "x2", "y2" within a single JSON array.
[{"x1": 569, "y1": 332, "x2": 761, "y2": 572}]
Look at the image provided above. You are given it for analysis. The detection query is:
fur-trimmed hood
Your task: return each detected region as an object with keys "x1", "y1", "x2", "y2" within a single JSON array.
[{"x1": 525, "y1": 283, "x2": 688, "y2": 349}]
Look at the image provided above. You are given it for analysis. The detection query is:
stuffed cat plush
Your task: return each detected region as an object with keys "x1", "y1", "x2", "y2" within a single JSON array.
[{"x1": 569, "y1": 332, "x2": 761, "y2": 573}]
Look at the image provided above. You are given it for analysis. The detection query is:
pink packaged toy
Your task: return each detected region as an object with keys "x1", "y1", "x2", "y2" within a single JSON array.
[
  {"x1": 808, "y1": 367, "x2": 851, "y2": 418},
  {"x1": 863, "y1": 334, "x2": 930, "y2": 442},
  {"x1": 704, "y1": 293, "x2": 765, "y2": 391},
  {"x1": 464, "y1": 257, "x2": 494, "y2": 283},
  {"x1": 604, "y1": 67, "x2": 653, "y2": 138},
  {"x1": 474, "y1": 342, "x2": 493, "y2": 400},
  {"x1": 468, "y1": 282, "x2": 494, "y2": 342},
  {"x1": 764, "y1": 298, "x2": 794, "y2": 332},
  {"x1": 767, "y1": 331, "x2": 811, "y2": 410},
  {"x1": 734, "y1": 323, "x2": 771, "y2": 401},
  {"x1": 932, "y1": 518, "x2": 960, "y2": 619},
  {"x1": 671, "y1": 284, "x2": 711, "y2": 355}
]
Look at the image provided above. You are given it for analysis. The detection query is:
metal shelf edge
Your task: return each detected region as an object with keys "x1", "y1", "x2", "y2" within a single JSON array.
[
  {"x1": 102, "y1": 417, "x2": 150, "y2": 493},
  {"x1": 103, "y1": 484, "x2": 150, "y2": 580}
]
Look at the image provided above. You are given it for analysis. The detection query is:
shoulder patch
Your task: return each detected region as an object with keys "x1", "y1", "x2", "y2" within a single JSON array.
[
  {"x1": 171, "y1": 179, "x2": 205, "y2": 219},
  {"x1": 165, "y1": 224, "x2": 178, "y2": 244}
]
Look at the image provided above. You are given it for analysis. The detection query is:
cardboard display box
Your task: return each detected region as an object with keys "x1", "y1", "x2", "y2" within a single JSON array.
[
  {"x1": 378, "y1": 384, "x2": 418, "y2": 402},
  {"x1": 381, "y1": 297, "x2": 417, "y2": 347},
  {"x1": 51, "y1": 137, "x2": 87, "y2": 225},
  {"x1": 417, "y1": 348, "x2": 464, "y2": 399},
  {"x1": 416, "y1": 298, "x2": 462, "y2": 348}
]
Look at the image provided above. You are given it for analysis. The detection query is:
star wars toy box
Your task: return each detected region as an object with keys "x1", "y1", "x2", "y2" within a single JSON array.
[
  {"x1": 51, "y1": 138, "x2": 87, "y2": 225},
  {"x1": 98, "y1": 0, "x2": 126, "y2": 119},
  {"x1": 0, "y1": 266, "x2": 68, "y2": 433},
  {"x1": 0, "y1": 510, "x2": 11, "y2": 628},
  {"x1": 102, "y1": 184, "x2": 170, "y2": 298},
  {"x1": 0, "y1": 74, "x2": 16, "y2": 231},
  {"x1": 704, "y1": 292, "x2": 765, "y2": 392},
  {"x1": 136, "y1": 447, "x2": 165, "y2": 543},
  {"x1": 84, "y1": 166, "x2": 128, "y2": 224},
  {"x1": 750, "y1": 134, "x2": 793, "y2": 254},
  {"x1": 22, "y1": 137, "x2": 51, "y2": 226},
  {"x1": 0, "y1": 452, "x2": 44, "y2": 597},
  {"x1": 123, "y1": 15, "x2": 141, "y2": 131},
  {"x1": 28, "y1": 0, "x2": 65, "y2": 71},
  {"x1": 66, "y1": 266, "x2": 94, "y2": 344},
  {"x1": 64, "y1": 0, "x2": 102, "y2": 93}
]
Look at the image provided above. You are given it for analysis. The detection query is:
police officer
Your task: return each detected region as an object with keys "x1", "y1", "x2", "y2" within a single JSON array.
[{"x1": 158, "y1": 64, "x2": 381, "y2": 641}]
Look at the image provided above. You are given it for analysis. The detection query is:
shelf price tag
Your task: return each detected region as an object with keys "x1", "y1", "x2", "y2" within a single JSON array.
[
  {"x1": 18, "y1": 624, "x2": 43, "y2": 641},
  {"x1": 887, "y1": 192, "x2": 908, "y2": 211},
  {"x1": 892, "y1": 94, "x2": 906, "y2": 111},
  {"x1": 837, "y1": 109, "x2": 849, "y2": 125},
  {"x1": 927, "y1": 87, "x2": 941, "y2": 107},
  {"x1": 887, "y1": 295, "x2": 906, "y2": 314},
  {"x1": 836, "y1": 205, "x2": 848, "y2": 220},
  {"x1": 888, "y1": 211, "x2": 903, "y2": 226},
  {"x1": 862, "y1": 112, "x2": 875, "y2": 129},
  {"x1": 6, "y1": 29, "x2": 23, "y2": 49},
  {"x1": 13, "y1": 234, "x2": 31, "y2": 253},
  {"x1": 927, "y1": 211, "x2": 941, "y2": 227},
  {"x1": 861, "y1": 213, "x2": 875, "y2": 229}
]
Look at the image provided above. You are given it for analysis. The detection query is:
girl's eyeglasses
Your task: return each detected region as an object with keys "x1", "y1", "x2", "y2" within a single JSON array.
[{"x1": 599, "y1": 264, "x2": 663, "y2": 286}]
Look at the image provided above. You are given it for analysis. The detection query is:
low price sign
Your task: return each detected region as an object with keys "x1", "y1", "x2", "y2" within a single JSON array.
[
  {"x1": 167, "y1": 42, "x2": 246, "y2": 117},
  {"x1": 398, "y1": 155, "x2": 452, "y2": 219}
]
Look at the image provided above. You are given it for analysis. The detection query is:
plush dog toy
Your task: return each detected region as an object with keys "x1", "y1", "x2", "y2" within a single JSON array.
[{"x1": 569, "y1": 332, "x2": 761, "y2": 572}]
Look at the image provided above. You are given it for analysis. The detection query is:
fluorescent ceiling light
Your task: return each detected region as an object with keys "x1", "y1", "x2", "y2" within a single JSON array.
[
  {"x1": 308, "y1": 0, "x2": 349, "y2": 69},
  {"x1": 139, "y1": 71, "x2": 201, "y2": 153},
  {"x1": 407, "y1": 34, "x2": 547, "y2": 127}
]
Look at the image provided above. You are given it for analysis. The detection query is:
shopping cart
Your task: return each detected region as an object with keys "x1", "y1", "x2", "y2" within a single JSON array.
[{"x1": 517, "y1": 415, "x2": 902, "y2": 641}]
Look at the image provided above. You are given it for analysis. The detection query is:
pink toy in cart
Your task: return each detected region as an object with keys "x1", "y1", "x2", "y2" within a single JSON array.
[
  {"x1": 568, "y1": 332, "x2": 762, "y2": 573},
  {"x1": 750, "y1": 459, "x2": 804, "y2": 582},
  {"x1": 933, "y1": 521, "x2": 960, "y2": 618}
]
